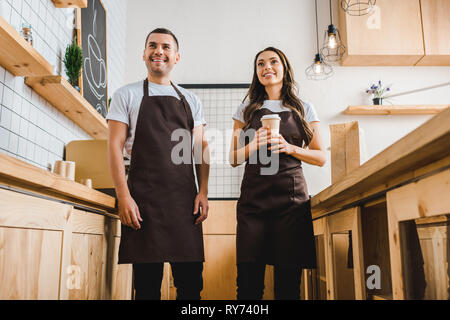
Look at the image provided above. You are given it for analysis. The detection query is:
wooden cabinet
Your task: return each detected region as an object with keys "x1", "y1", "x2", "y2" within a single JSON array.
[
  {"x1": 339, "y1": 0, "x2": 424, "y2": 66},
  {"x1": 0, "y1": 189, "x2": 69, "y2": 300},
  {"x1": 416, "y1": 0, "x2": 450, "y2": 66},
  {"x1": 386, "y1": 169, "x2": 450, "y2": 299},
  {"x1": 338, "y1": 0, "x2": 450, "y2": 66},
  {"x1": 0, "y1": 188, "x2": 132, "y2": 300}
]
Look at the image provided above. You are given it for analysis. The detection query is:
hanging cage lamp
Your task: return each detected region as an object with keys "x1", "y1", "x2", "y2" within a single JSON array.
[
  {"x1": 306, "y1": 53, "x2": 334, "y2": 81},
  {"x1": 341, "y1": 0, "x2": 376, "y2": 16},
  {"x1": 306, "y1": 0, "x2": 334, "y2": 80},
  {"x1": 321, "y1": 0, "x2": 346, "y2": 62}
]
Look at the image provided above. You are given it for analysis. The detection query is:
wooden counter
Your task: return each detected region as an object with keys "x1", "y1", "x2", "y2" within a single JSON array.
[
  {"x1": 307, "y1": 107, "x2": 450, "y2": 300},
  {"x1": 0, "y1": 153, "x2": 132, "y2": 300},
  {"x1": 311, "y1": 107, "x2": 450, "y2": 219},
  {"x1": 0, "y1": 152, "x2": 115, "y2": 213}
]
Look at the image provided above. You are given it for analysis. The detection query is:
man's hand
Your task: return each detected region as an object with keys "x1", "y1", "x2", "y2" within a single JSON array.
[
  {"x1": 193, "y1": 192, "x2": 209, "y2": 225},
  {"x1": 118, "y1": 194, "x2": 143, "y2": 230}
]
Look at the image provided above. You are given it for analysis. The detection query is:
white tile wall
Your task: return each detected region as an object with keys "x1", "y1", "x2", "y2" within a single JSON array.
[
  {"x1": 190, "y1": 88, "x2": 248, "y2": 199},
  {"x1": 0, "y1": 0, "x2": 128, "y2": 171}
]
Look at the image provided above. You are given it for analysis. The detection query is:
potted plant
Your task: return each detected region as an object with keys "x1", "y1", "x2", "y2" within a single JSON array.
[
  {"x1": 63, "y1": 39, "x2": 83, "y2": 92},
  {"x1": 366, "y1": 80, "x2": 391, "y2": 105}
]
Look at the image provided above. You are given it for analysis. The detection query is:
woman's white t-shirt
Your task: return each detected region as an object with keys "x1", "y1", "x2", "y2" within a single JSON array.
[{"x1": 232, "y1": 100, "x2": 320, "y2": 124}]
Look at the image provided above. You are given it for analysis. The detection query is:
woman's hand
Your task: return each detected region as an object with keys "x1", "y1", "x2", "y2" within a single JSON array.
[
  {"x1": 269, "y1": 134, "x2": 296, "y2": 155},
  {"x1": 251, "y1": 126, "x2": 273, "y2": 150}
]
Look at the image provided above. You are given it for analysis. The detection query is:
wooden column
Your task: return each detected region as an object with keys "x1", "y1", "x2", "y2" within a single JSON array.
[
  {"x1": 325, "y1": 207, "x2": 366, "y2": 300},
  {"x1": 304, "y1": 217, "x2": 330, "y2": 300},
  {"x1": 329, "y1": 121, "x2": 361, "y2": 184}
]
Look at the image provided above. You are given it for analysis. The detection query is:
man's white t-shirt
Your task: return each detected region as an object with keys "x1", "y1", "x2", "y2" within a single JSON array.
[
  {"x1": 232, "y1": 100, "x2": 320, "y2": 124},
  {"x1": 106, "y1": 80, "x2": 206, "y2": 159}
]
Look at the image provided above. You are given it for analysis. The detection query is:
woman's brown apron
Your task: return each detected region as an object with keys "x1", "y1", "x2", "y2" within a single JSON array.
[
  {"x1": 237, "y1": 108, "x2": 317, "y2": 268},
  {"x1": 118, "y1": 79, "x2": 204, "y2": 264}
]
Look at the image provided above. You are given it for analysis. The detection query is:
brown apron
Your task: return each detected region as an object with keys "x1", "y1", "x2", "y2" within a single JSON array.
[
  {"x1": 237, "y1": 108, "x2": 317, "y2": 268},
  {"x1": 118, "y1": 79, "x2": 204, "y2": 264}
]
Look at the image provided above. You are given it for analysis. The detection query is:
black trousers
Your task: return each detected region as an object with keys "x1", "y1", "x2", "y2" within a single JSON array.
[
  {"x1": 237, "y1": 263, "x2": 302, "y2": 300},
  {"x1": 132, "y1": 262, "x2": 203, "y2": 300}
]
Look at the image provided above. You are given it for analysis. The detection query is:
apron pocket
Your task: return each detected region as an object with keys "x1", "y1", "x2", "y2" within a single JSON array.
[{"x1": 292, "y1": 172, "x2": 309, "y2": 204}]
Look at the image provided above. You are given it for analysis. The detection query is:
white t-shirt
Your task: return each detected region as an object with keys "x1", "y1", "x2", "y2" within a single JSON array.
[
  {"x1": 106, "y1": 80, "x2": 206, "y2": 159},
  {"x1": 232, "y1": 100, "x2": 320, "y2": 124}
]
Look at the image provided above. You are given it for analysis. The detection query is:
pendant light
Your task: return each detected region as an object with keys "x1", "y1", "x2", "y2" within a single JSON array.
[
  {"x1": 321, "y1": 0, "x2": 346, "y2": 62},
  {"x1": 341, "y1": 0, "x2": 376, "y2": 16},
  {"x1": 306, "y1": 0, "x2": 334, "y2": 81}
]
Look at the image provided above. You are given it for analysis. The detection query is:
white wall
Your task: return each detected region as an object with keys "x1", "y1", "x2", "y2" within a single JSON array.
[
  {"x1": 125, "y1": 0, "x2": 450, "y2": 195},
  {"x1": 0, "y1": 0, "x2": 128, "y2": 170}
]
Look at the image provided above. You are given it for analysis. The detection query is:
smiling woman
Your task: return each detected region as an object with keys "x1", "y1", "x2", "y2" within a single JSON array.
[{"x1": 229, "y1": 46, "x2": 326, "y2": 300}]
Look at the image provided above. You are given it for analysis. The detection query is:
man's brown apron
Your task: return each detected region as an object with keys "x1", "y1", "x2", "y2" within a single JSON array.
[
  {"x1": 118, "y1": 79, "x2": 204, "y2": 264},
  {"x1": 237, "y1": 108, "x2": 317, "y2": 268}
]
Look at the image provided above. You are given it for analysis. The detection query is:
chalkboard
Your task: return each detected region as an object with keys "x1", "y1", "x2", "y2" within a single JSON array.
[{"x1": 79, "y1": 0, "x2": 108, "y2": 118}]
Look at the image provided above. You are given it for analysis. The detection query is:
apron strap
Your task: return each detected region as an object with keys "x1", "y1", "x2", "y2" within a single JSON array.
[
  {"x1": 142, "y1": 78, "x2": 194, "y2": 130},
  {"x1": 292, "y1": 110, "x2": 310, "y2": 148},
  {"x1": 143, "y1": 78, "x2": 150, "y2": 97},
  {"x1": 171, "y1": 82, "x2": 194, "y2": 130}
]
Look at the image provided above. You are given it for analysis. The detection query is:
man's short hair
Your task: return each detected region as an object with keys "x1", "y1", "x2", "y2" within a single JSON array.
[{"x1": 145, "y1": 28, "x2": 179, "y2": 51}]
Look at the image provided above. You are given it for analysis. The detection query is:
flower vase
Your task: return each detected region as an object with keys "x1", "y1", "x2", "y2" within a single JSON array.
[{"x1": 373, "y1": 98, "x2": 382, "y2": 105}]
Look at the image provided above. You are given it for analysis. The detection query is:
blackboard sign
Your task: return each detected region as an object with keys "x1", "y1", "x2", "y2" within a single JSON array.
[{"x1": 79, "y1": 0, "x2": 108, "y2": 118}]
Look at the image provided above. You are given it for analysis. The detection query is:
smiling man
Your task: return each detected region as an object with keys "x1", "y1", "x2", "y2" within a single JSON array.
[{"x1": 106, "y1": 28, "x2": 210, "y2": 300}]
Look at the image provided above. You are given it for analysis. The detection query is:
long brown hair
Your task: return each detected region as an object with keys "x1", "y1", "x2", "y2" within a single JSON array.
[{"x1": 242, "y1": 47, "x2": 313, "y2": 147}]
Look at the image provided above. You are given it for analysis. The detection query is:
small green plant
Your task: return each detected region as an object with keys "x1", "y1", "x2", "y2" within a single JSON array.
[{"x1": 63, "y1": 40, "x2": 83, "y2": 88}]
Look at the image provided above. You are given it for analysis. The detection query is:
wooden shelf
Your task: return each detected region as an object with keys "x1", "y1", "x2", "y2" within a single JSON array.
[
  {"x1": 25, "y1": 76, "x2": 108, "y2": 140},
  {"x1": 0, "y1": 16, "x2": 54, "y2": 77},
  {"x1": 0, "y1": 152, "x2": 115, "y2": 210},
  {"x1": 344, "y1": 105, "x2": 449, "y2": 115},
  {"x1": 51, "y1": 0, "x2": 88, "y2": 8}
]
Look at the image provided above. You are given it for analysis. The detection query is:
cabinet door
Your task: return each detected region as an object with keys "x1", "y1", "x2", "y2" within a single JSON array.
[
  {"x1": 68, "y1": 209, "x2": 106, "y2": 300},
  {"x1": 339, "y1": 0, "x2": 424, "y2": 65},
  {"x1": 416, "y1": 0, "x2": 450, "y2": 66},
  {"x1": 325, "y1": 207, "x2": 366, "y2": 300},
  {"x1": 0, "y1": 189, "x2": 70, "y2": 300}
]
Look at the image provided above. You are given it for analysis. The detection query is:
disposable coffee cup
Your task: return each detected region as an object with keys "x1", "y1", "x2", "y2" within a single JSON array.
[
  {"x1": 261, "y1": 114, "x2": 281, "y2": 136},
  {"x1": 54, "y1": 160, "x2": 67, "y2": 177},
  {"x1": 84, "y1": 179, "x2": 92, "y2": 189},
  {"x1": 65, "y1": 161, "x2": 75, "y2": 181}
]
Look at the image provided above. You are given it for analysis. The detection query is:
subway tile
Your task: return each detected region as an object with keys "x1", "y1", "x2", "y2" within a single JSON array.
[
  {"x1": 28, "y1": 122, "x2": 36, "y2": 143},
  {"x1": 26, "y1": 140, "x2": 34, "y2": 160},
  {"x1": 2, "y1": 86, "x2": 13, "y2": 109},
  {"x1": 9, "y1": 6, "x2": 20, "y2": 31},
  {"x1": 42, "y1": 130, "x2": 50, "y2": 151},
  {"x1": 0, "y1": 106, "x2": 12, "y2": 130},
  {"x1": 8, "y1": 132, "x2": 18, "y2": 154},
  {"x1": 19, "y1": 116, "x2": 28, "y2": 137},
  {"x1": 0, "y1": 126, "x2": 9, "y2": 150},
  {"x1": 40, "y1": 148, "x2": 49, "y2": 168},
  {"x1": 28, "y1": 103, "x2": 37, "y2": 123},
  {"x1": 10, "y1": 111, "x2": 20, "y2": 134},
  {"x1": 10, "y1": 0, "x2": 22, "y2": 14},
  {"x1": 18, "y1": 136, "x2": 27, "y2": 156},
  {"x1": 12, "y1": 92, "x2": 22, "y2": 114},
  {"x1": 22, "y1": 2, "x2": 31, "y2": 24},
  {"x1": 33, "y1": 144, "x2": 42, "y2": 164},
  {"x1": 0, "y1": 65, "x2": 5, "y2": 83},
  {"x1": 4, "y1": 70, "x2": 15, "y2": 89},
  {"x1": 0, "y1": 1, "x2": 12, "y2": 22}
]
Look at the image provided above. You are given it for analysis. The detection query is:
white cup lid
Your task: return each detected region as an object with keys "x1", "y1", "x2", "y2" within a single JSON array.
[{"x1": 261, "y1": 114, "x2": 281, "y2": 121}]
